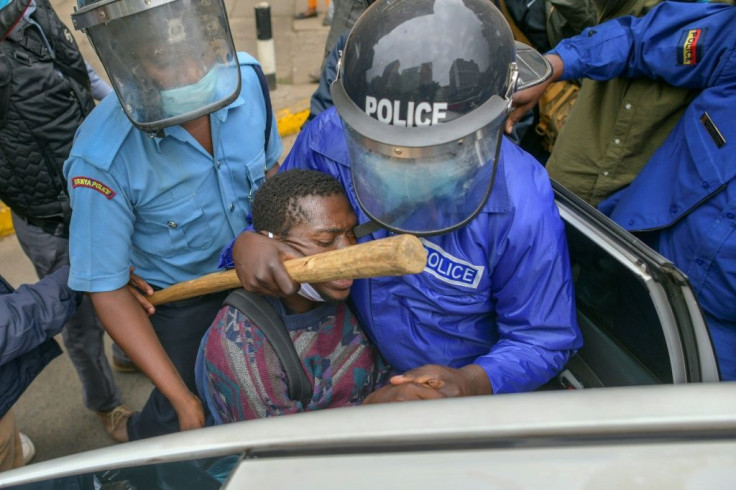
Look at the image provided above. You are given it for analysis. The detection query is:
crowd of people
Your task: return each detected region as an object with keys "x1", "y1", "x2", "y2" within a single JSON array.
[{"x1": 0, "y1": 0, "x2": 733, "y2": 473}]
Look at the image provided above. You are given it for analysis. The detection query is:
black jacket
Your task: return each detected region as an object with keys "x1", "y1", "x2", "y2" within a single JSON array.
[{"x1": 0, "y1": 0, "x2": 94, "y2": 228}]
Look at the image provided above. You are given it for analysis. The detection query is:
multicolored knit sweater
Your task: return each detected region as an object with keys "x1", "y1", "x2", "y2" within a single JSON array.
[{"x1": 197, "y1": 298, "x2": 390, "y2": 424}]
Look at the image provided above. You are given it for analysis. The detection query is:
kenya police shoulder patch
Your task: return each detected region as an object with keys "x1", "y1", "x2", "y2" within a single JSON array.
[
  {"x1": 71, "y1": 176, "x2": 116, "y2": 199},
  {"x1": 678, "y1": 28, "x2": 706, "y2": 66}
]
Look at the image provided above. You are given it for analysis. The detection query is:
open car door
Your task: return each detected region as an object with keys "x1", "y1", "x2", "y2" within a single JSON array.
[{"x1": 552, "y1": 181, "x2": 720, "y2": 388}]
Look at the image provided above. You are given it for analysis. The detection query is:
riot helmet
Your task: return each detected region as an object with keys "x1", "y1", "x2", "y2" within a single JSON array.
[
  {"x1": 72, "y1": 0, "x2": 240, "y2": 132},
  {"x1": 331, "y1": 0, "x2": 551, "y2": 236}
]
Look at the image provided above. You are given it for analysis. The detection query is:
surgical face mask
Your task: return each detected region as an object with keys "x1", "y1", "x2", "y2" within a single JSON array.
[
  {"x1": 297, "y1": 283, "x2": 326, "y2": 303},
  {"x1": 160, "y1": 66, "x2": 218, "y2": 117},
  {"x1": 346, "y1": 117, "x2": 502, "y2": 235}
]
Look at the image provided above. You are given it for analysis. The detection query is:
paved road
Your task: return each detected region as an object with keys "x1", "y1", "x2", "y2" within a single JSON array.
[{"x1": 2, "y1": 0, "x2": 327, "y2": 464}]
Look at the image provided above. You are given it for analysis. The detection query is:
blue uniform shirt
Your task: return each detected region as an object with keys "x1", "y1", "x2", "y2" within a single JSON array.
[
  {"x1": 221, "y1": 107, "x2": 582, "y2": 394},
  {"x1": 65, "y1": 53, "x2": 282, "y2": 291},
  {"x1": 553, "y1": 2, "x2": 736, "y2": 379}
]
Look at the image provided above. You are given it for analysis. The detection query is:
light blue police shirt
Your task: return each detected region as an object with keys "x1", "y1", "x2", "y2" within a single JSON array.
[{"x1": 64, "y1": 53, "x2": 282, "y2": 292}]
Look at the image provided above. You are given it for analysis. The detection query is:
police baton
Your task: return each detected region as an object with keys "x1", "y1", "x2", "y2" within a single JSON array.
[{"x1": 148, "y1": 234, "x2": 427, "y2": 305}]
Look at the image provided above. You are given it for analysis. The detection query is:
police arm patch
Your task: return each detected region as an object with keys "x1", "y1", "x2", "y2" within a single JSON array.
[
  {"x1": 677, "y1": 28, "x2": 706, "y2": 66},
  {"x1": 71, "y1": 176, "x2": 116, "y2": 199}
]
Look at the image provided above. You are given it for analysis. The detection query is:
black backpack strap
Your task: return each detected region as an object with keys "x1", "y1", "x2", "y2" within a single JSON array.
[
  {"x1": 223, "y1": 288, "x2": 313, "y2": 406},
  {"x1": 251, "y1": 64, "x2": 273, "y2": 155}
]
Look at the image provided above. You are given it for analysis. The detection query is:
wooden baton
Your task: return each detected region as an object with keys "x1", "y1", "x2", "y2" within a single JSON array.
[{"x1": 148, "y1": 234, "x2": 427, "y2": 306}]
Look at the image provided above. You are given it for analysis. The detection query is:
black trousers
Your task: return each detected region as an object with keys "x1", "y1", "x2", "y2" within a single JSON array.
[{"x1": 127, "y1": 290, "x2": 230, "y2": 440}]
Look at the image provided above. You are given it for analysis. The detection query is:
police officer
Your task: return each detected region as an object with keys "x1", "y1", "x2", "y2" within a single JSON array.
[
  {"x1": 64, "y1": 0, "x2": 281, "y2": 439},
  {"x1": 227, "y1": 0, "x2": 581, "y2": 400},
  {"x1": 0, "y1": 0, "x2": 131, "y2": 442},
  {"x1": 512, "y1": 1, "x2": 736, "y2": 380}
]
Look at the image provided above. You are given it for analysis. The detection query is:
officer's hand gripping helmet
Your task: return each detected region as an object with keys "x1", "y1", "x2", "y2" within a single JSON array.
[
  {"x1": 332, "y1": 0, "x2": 551, "y2": 236},
  {"x1": 72, "y1": 0, "x2": 240, "y2": 132}
]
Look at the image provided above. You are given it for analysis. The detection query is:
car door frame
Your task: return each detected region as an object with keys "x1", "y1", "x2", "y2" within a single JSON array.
[{"x1": 553, "y1": 181, "x2": 720, "y2": 386}]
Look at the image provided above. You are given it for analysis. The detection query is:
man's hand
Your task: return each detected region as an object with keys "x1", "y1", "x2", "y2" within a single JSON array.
[
  {"x1": 362, "y1": 382, "x2": 447, "y2": 404},
  {"x1": 232, "y1": 231, "x2": 303, "y2": 297},
  {"x1": 390, "y1": 364, "x2": 493, "y2": 397},
  {"x1": 172, "y1": 391, "x2": 206, "y2": 431},
  {"x1": 127, "y1": 266, "x2": 155, "y2": 316},
  {"x1": 505, "y1": 54, "x2": 564, "y2": 135}
]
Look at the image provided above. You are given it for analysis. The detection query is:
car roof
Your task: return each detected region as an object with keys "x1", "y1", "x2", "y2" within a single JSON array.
[{"x1": 2, "y1": 383, "x2": 735, "y2": 488}]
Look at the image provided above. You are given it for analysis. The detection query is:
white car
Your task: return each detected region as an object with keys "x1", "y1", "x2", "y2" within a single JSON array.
[
  {"x1": 0, "y1": 184, "x2": 731, "y2": 489},
  {"x1": 1, "y1": 384, "x2": 735, "y2": 489}
]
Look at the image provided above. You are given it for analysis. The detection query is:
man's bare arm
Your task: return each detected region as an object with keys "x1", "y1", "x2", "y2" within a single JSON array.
[{"x1": 91, "y1": 287, "x2": 204, "y2": 430}]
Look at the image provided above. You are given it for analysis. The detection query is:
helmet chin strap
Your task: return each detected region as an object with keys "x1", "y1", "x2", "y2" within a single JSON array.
[{"x1": 353, "y1": 219, "x2": 383, "y2": 239}]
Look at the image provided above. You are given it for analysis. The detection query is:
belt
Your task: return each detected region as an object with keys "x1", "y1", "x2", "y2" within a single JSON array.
[{"x1": 20, "y1": 215, "x2": 68, "y2": 237}]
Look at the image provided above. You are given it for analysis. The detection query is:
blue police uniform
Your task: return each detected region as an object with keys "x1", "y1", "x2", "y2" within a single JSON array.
[
  {"x1": 551, "y1": 2, "x2": 736, "y2": 379},
  {"x1": 64, "y1": 52, "x2": 282, "y2": 292},
  {"x1": 64, "y1": 52, "x2": 282, "y2": 439},
  {"x1": 222, "y1": 107, "x2": 582, "y2": 394}
]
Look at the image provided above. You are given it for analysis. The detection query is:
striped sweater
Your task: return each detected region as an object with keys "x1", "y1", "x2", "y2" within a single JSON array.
[{"x1": 198, "y1": 298, "x2": 390, "y2": 424}]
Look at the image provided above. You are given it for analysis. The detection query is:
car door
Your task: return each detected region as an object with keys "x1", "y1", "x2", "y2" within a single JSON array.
[{"x1": 552, "y1": 182, "x2": 720, "y2": 388}]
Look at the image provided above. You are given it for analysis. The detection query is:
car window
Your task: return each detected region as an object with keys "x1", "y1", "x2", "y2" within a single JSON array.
[
  {"x1": 550, "y1": 182, "x2": 714, "y2": 388},
  {"x1": 566, "y1": 222, "x2": 673, "y2": 384},
  {"x1": 553, "y1": 182, "x2": 719, "y2": 386}
]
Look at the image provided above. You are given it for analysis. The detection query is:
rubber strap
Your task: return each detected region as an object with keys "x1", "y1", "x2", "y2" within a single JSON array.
[
  {"x1": 251, "y1": 64, "x2": 273, "y2": 155},
  {"x1": 223, "y1": 288, "x2": 313, "y2": 406}
]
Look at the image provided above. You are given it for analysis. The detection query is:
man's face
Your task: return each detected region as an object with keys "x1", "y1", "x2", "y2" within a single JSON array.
[
  {"x1": 141, "y1": 50, "x2": 212, "y2": 90},
  {"x1": 282, "y1": 194, "x2": 358, "y2": 302},
  {"x1": 137, "y1": 12, "x2": 218, "y2": 90}
]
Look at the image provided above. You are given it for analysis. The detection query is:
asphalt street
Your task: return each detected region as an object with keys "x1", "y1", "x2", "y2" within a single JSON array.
[{"x1": 1, "y1": 0, "x2": 326, "y2": 463}]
